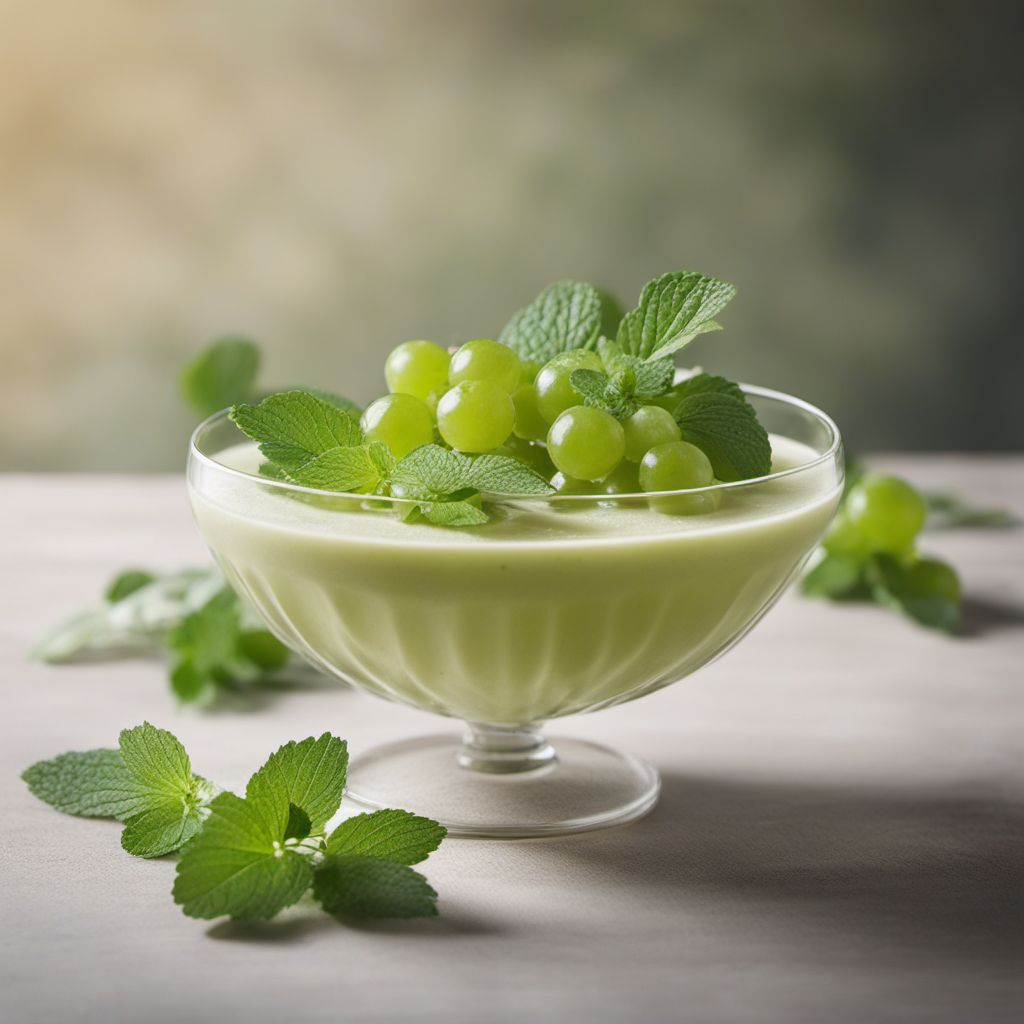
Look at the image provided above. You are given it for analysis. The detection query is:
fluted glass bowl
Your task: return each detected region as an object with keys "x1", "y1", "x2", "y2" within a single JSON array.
[{"x1": 188, "y1": 385, "x2": 842, "y2": 837}]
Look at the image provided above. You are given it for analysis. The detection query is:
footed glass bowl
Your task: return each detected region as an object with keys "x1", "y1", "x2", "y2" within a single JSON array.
[{"x1": 188, "y1": 386, "x2": 842, "y2": 837}]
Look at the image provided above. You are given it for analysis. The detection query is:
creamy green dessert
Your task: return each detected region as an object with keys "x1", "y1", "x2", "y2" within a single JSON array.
[{"x1": 191, "y1": 433, "x2": 839, "y2": 725}]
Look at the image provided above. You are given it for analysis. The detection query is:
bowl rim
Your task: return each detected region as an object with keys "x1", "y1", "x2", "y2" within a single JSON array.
[{"x1": 188, "y1": 382, "x2": 843, "y2": 504}]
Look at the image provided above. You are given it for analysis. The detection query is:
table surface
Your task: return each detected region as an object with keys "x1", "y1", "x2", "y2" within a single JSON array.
[{"x1": 2, "y1": 458, "x2": 1022, "y2": 1024}]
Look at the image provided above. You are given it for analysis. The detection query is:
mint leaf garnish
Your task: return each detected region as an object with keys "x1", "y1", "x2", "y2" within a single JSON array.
[
  {"x1": 21, "y1": 749, "x2": 144, "y2": 820},
  {"x1": 313, "y1": 855, "x2": 438, "y2": 919},
  {"x1": 293, "y1": 386, "x2": 362, "y2": 417},
  {"x1": 117, "y1": 723, "x2": 215, "y2": 858},
  {"x1": 568, "y1": 368, "x2": 639, "y2": 420},
  {"x1": 464, "y1": 453, "x2": 556, "y2": 496},
  {"x1": 245, "y1": 733, "x2": 349, "y2": 834},
  {"x1": 105, "y1": 570, "x2": 155, "y2": 603},
  {"x1": 326, "y1": 810, "x2": 446, "y2": 865},
  {"x1": 173, "y1": 791, "x2": 314, "y2": 921},
  {"x1": 617, "y1": 271, "x2": 736, "y2": 363},
  {"x1": 499, "y1": 281, "x2": 603, "y2": 363},
  {"x1": 391, "y1": 444, "x2": 552, "y2": 526},
  {"x1": 230, "y1": 390, "x2": 386, "y2": 493},
  {"x1": 674, "y1": 391, "x2": 772, "y2": 481},
  {"x1": 673, "y1": 372, "x2": 745, "y2": 402},
  {"x1": 181, "y1": 337, "x2": 260, "y2": 417}
]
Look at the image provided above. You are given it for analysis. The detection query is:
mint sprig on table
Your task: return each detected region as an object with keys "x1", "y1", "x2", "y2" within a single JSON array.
[{"x1": 23, "y1": 726, "x2": 446, "y2": 923}]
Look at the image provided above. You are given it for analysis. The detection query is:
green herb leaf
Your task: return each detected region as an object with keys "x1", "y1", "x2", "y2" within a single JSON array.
[
  {"x1": 617, "y1": 271, "x2": 736, "y2": 362},
  {"x1": 417, "y1": 499, "x2": 491, "y2": 527},
  {"x1": 465, "y1": 454, "x2": 554, "y2": 496},
  {"x1": 313, "y1": 855, "x2": 438, "y2": 919},
  {"x1": 181, "y1": 337, "x2": 260, "y2": 417},
  {"x1": 230, "y1": 390, "x2": 371, "y2": 487},
  {"x1": 866, "y1": 555, "x2": 962, "y2": 633},
  {"x1": 674, "y1": 391, "x2": 772, "y2": 481},
  {"x1": 391, "y1": 445, "x2": 476, "y2": 498},
  {"x1": 173, "y1": 791, "x2": 314, "y2": 921},
  {"x1": 499, "y1": 281, "x2": 603, "y2": 363},
  {"x1": 105, "y1": 570, "x2": 156, "y2": 604},
  {"x1": 293, "y1": 386, "x2": 362, "y2": 417},
  {"x1": 800, "y1": 553, "x2": 865, "y2": 599},
  {"x1": 673, "y1": 372, "x2": 745, "y2": 403},
  {"x1": 21, "y1": 749, "x2": 145, "y2": 820},
  {"x1": 568, "y1": 368, "x2": 639, "y2": 420},
  {"x1": 326, "y1": 810, "x2": 446, "y2": 865},
  {"x1": 117, "y1": 723, "x2": 213, "y2": 857},
  {"x1": 245, "y1": 733, "x2": 349, "y2": 834},
  {"x1": 923, "y1": 492, "x2": 1017, "y2": 529},
  {"x1": 597, "y1": 340, "x2": 675, "y2": 398}
]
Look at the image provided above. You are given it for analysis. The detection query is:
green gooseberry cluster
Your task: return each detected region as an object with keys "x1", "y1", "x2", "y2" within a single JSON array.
[{"x1": 364, "y1": 339, "x2": 722, "y2": 508}]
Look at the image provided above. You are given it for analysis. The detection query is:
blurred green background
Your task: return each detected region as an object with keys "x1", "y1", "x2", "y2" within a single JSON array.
[{"x1": 1, "y1": 0, "x2": 1021, "y2": 470}]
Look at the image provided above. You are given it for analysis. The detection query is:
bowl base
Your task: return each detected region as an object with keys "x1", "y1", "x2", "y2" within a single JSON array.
[{"x1": 345, "y1": 733, "x2": 660, "y2": 838}]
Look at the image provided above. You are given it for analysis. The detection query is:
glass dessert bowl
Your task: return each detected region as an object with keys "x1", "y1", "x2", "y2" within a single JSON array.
[{"x1": 188, "y1": 385, "x2": 842, "y2": 838}]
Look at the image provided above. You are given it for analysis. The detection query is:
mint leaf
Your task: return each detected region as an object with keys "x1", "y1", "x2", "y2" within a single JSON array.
[
  {"x1": 568, "y1": 368, "x2": 639, "y2": 419},
  {"x1": 597, "y1": 340, "x2": 674, "y2": 398},
  {"x1": 181, "y1": 337, "x2": 260, "y2": 417},
  {"x1": 415, "y1": 500, "x2": 490, "y2": 527},
  {"x1": 293, "y1": 386, "x2": 362, "y2": 417},
  {"x1": 168, "y1": 588, "x2": 250, "y2": 702},
  {"x1": 22, "y1": 749, "x2": 146, "y2": 820},
  {"x1": 326, "y1": 810, "x2": 446, "y2": 865},
  {"x1": 924, "y1": 492, "x2": 1017, "y2": 529},
  {"x1": 465, "y1": 454, "x2": 553, "y2": 496},
  {"x1": 617, "y1": 271, "x2": 736, "y2": 362},
  {"x1": 313, "y1": 855, "x2": 438, "y2": 919},
  {"x1": 230, "y1": 390, "x2": 369, "y2": 484},
  {"x1": 105, "y1": 570, "x2": 155, "y2": 604},
  {"x1": 391, "y1": 445, "x2": 475, "y2": 498},
  {"x1": 118, "y1": 723, "x2": 213, "y2": 857},
  {"x1": 673, "y1": 372, "x2": 745, "y2": 403},
  {"x1": 499, "y1": 281, "x2": 603, "y2": 363},
  {"x1": 245, "y1": 733, "x2": 349, "y2": 834},
  {"x1": 866, "y1": 555, "x2": 962, "y2": 634},
  {"x1": 800, "y1": 553, "x2": 865, "y2": 599},
  {"x1": 674, "y1": 391, "x2": 772, "y2": 481},
  {"x1": 285, "y1": 803, "x2": 312, "y2": 841},
  {"x1": 173, "y1": 791, "x2": 314, "y2": 921}
]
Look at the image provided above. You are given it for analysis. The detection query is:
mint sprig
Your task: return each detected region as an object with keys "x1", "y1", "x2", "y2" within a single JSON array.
[
  {"x1": 23, "y1": 726, "x2": 446, "y2": 925},
  {"x1": 616, "y1": 271, "x2": 736, "y2": 363},
  {"x1": 672, "y1": 377, "x2": 772, "y2": 482},
  {"x1": 23, "y1": 722, "x2": 218, "y2": 857},
  {"x1": 499, "y1": 280, "x2": 603, "y2": 363}
]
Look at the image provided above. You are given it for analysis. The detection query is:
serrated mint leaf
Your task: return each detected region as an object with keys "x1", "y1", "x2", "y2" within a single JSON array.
[
  {"x1": 120, "y1": 796, "x2": 208, "y2": 858},
  {"x1": 21, "y1": 749, "x2": 145, "y2": 820},
  {"x1": 326, "y1": 810, "x2": 446, "y2": 865},
  {"x1": 285, "y1": 803, "x2": 312, "y2": 841},
  {"x1": 569, "y1": 368, "x2": 611, "y2": 406},
  {"x1": 230, "y1": 390, "x2": 366, "y2": 482},
  {"x1": 597, "y1": 341, "x2": 674, "y2": 398},
  {"x1": 168, "y1": 588, "x2": 250, "y2": 702},
  {"x1": 673, "y1": 372, "x2": 745, "y2": 403},
  {"x1": 866, "y1": 555, "x2": 962, "y2": 634},
  {"x1": 181, "y1": 337, "x2": 260, "y2": 417},
  {"x1": 245, "y1": 733, "x2": 349, "y2": 834},
  {"x1": 617, "y1": 271, "x2": 736, "y2": 362},
  {"x1": 173, "y1": 791, "x2": 314, "y2": 921},
  {"x1": 292, "y1": 386, "x2": 362, "y2": 416},
  {"x1": 499, "y1": 281, "x2": 603, "y2": 363},
  {"x1": 116, "y1": 723, "x2": 215, "y2": 857},
  {"x1": 313, "y1": 855, "x2": 438, "y2": 919},
  {"x1": 800, "y1": 553, "x2": 865, "y2": 599},
  {"x1": 419, "y1": 500, "x2": 490, "y2": 527},
  {"x1": 465, "y1": 454, "x2": 553, "y2": 496},
  {"x1": 283, "y1": 443, "x2": 390, "y2": 493},
  {"x1": 568, "y1": 368, "x2": 639, "y2": 420},
  {"x1": 675, "y1": 391, "x2": 772, "y2": 482},
  {"x1": 105, "y1": 570, "x2": 155, "y2": 604},
  {"x1": 391, "y1": 445, "x2": 475, "y2": 499}
]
